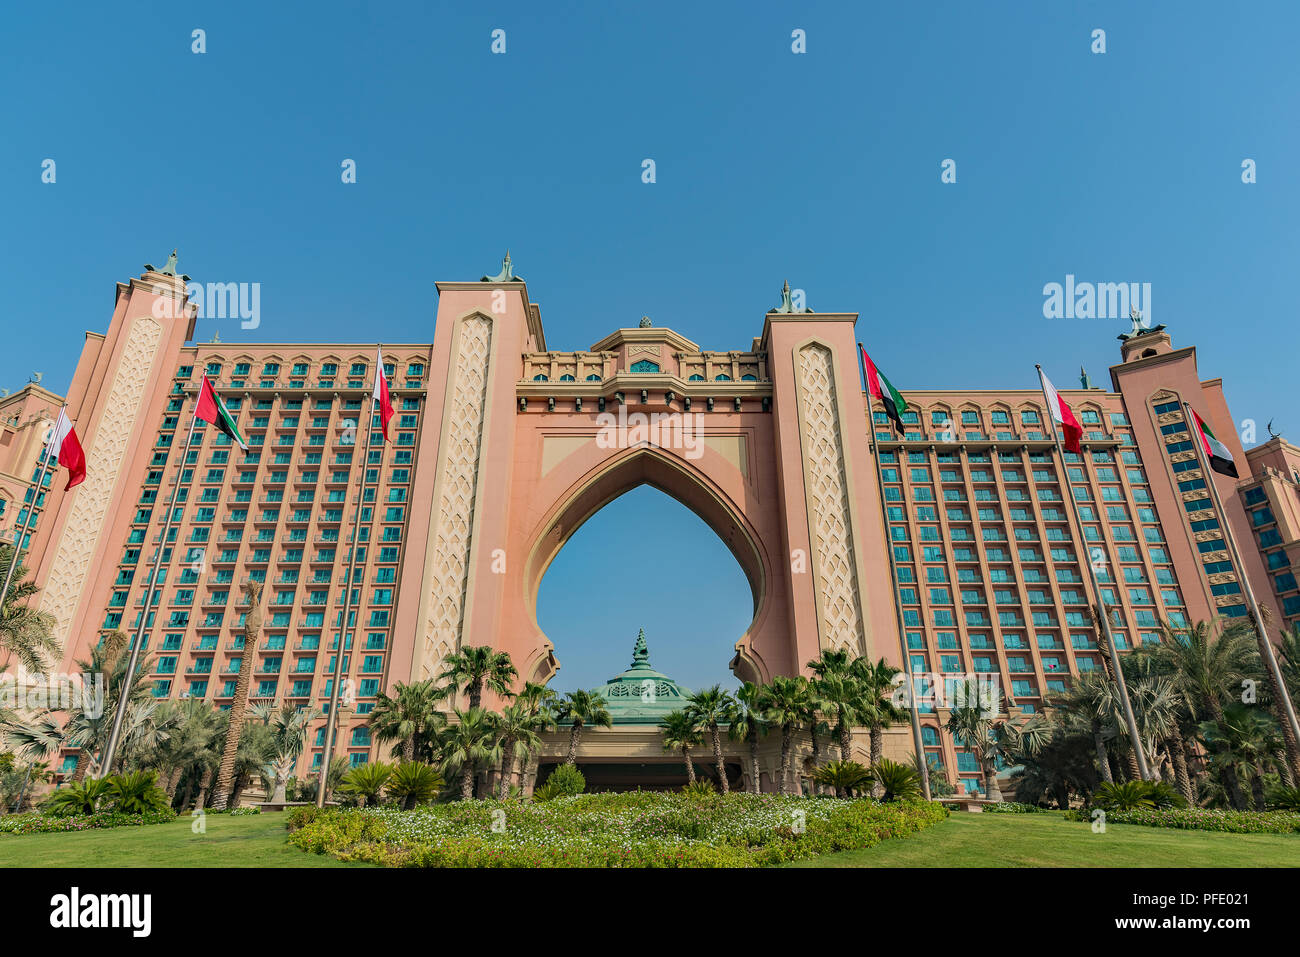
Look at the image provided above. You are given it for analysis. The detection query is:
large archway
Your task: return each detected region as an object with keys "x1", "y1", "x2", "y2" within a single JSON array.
[
  {"x1": 521, "y1": 445, "x2": 773, "y2": 688},
  {"x1": 535, "y1": 483, "x2": 756, "y2": 693}
]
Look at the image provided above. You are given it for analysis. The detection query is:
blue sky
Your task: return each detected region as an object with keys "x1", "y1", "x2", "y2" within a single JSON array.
[{"x1": 3, "y1": 2, "x2": 1297, "y2": 691}]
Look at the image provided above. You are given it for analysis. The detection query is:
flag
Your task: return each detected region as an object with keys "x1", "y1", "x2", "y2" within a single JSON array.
[
  {"x1": 1037, "y1": 367, "x2": 1083, "y2": 454},
  {"x1": 46, "y1": 408, "x2": 86, "y2": 490},
  {"x1": 195, "y1": 375, "x2": 248, "y2": 452},
  {"x1": 860, "y1": 345, "x2": 907, "y2": 434},
  {"x1": 373, "y1": 346, "x2": 394, "y2": 442},
  {"x1": 1187, "y1": 405, "x2": 1239, "y2": 478}
]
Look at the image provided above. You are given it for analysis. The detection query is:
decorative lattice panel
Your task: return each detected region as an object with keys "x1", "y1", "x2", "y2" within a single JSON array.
[
  {"x1": 420, "y1": 316, "x2": 493, "y2": 680},
  {"x1": 41, "y1": 316, "x2": 165, "y2": 660},
  {"x1": 797, "y1": 343, "x2": 866, "y2": 655}
]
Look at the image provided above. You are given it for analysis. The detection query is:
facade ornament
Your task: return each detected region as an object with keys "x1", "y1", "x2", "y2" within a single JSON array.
[
  {"x1": 144, "y1": 249, "x2": 191, "y2": 281},
  {"x1": 639, "y1": 316, "x2": 652, "y2": 328}
]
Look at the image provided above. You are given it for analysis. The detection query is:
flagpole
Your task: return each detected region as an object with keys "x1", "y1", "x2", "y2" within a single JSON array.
[
  {"x1": 1036, "y1": 365, "x2": 1152, "y2": 781},
  {"x1": 0, "y1": 406, "x2": 64, "y2": 614},
  {"x1": 1183, "y1": 403, "x2": 1300, "y2": 761},
  {"x1": 316, "y1": 382, "x2": 378, "y2": 807},
  {"x1": 858, "y1": 345, "x2": 931, "y2": 800},
  {"x1": 96, "y1": 398, "x2": 201, "y2": 778}
]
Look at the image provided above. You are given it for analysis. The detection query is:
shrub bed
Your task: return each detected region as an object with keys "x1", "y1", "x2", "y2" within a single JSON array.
[
  {"x1": 1063, "y1": 806, "x2": 1300, "y2": 834},
  {"x1": 0, "y1": 809, "x2": 177, "y2": 834},
  {"x1": 287, "y1": 793, "x2": 949, "y2": 868},
  {"x1": 982, "y1": 802, "x2": 1049, "y2": 814}
]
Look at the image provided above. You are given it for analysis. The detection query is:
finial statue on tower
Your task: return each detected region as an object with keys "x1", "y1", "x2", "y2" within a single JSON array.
[
  {"x1": 481, "y1": 249, "x2": 521, "y2": 283},
  {"x1": 144, "y1": 249, "x2": 190, "y2": 282},
  {"x1": 631, "y1": 628, "x2": 649, "y2": 666},
  {"x1": 772, "y1": 279, "x2": 812, "y2": 314}
]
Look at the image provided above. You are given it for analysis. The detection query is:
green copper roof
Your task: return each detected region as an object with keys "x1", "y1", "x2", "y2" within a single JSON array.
[{"x1": 594, "y1": 629, "x2": 691, "y2": 725}]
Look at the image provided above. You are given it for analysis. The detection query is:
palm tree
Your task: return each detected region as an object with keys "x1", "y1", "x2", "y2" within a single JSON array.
[
  {"x1": 1200, "y1": 703, "x2": 1281, "y2": 811},
  {"x1": 759, "y1": 675, "x2": 811, "y2": 795},
  {"x1": 339, "y1": 761, "x2": 392, "y2": 807},
  {"x1": 250, "y1": 703, "x2": 322, "y2": 803},
  {"x1": 555, "y1": 689, "x2": 611, "y2": 766},
  {"x1": 64, "y1": 632, "x2": 152, "y2": 780},
  {"x1": 1151, "y1": 619, "x2": 1255, "y2": 728},
  {"x1": 659, "y1": 709, "x2": 703, "y2": 784},
  {"x1": 439, "y1": 707, "x2": 500, "y2": 801},
  {"x1": 1279, "y1": 624, "x2": 1300, "y2": 700},
  {"x1": 494, "y1": 701, "x2": 547, "y2": 799},
  {"x1": 853, "y1": 656, "x2": 907, "y2": 767},
  {"x1": 0, "y1": 544, "x2": 59, "y2": 674},
  {"x1": 726, "y1": 681, "x2": 767, "y2": 794},
  {"x1": 800, "y1": 690, "x2": 831, "y2": 793},
  {"x1": 945, "y1": 685, "x2": 1050, "y2": 802},
  {"x1": 387, "y1": 762, "x2": 444, "y2": 810},
  {"x1": 1054, "y1": 671, "x2": 1119, "y2": 786},
  {"x1": 686, "y1": 685, "x2": 734, "y2": 793},
  {"x1": 368, "y1": 680, "x2": 444, "y2": 763},
  {"x1": 211, "y1": 606, "x2": 259, "y2": 811},
  {"x1": 436, "y1": 646, "x2": 518, "y2": 709}
]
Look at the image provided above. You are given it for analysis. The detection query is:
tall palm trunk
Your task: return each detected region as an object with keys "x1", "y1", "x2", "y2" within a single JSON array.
[
  {"x1": 981, "y1": 759, "x2": 1003, "y2": 802},
  {"x1": 710, "y1": 725, "x2": 728, "y2": 794},
  {"x1": 1125, "y1": 746, "x2": 1141, "y2": 782},
  {"x1": 402, "y1": 735, "x2": 415, "y2": 763},
  {"x1": 194, "y1": 768, "x2": 213, "y2": 811},
  {"x1": 838, "y1": 721, "x2": 852, "y2": 763},
  {"x1": 1250, "y1": 766, "x2": 1267, "y2": 811},
  {"x1": 778, "y1": 723, "x2": 794, "y2": 795},
  {"x1": 166, "y1": 766, "x2": 183, "y2": 801},
  {"x1": 808, "y1": 728, "x2": 823, "y2": 794},
  {"x1": 212, "y1": 635, "x2": 256, "y2": 811},
  {"x1": 1092, "y1": 718, "x2": 1114, "y2": 784},
  {"x1": 180, "y1": 773, "x2": 195, "y2": 810},
  {"x1": 1168, "y1": 723, "x2": 1194, "y2": 803},
  {"x1": 460, "y1": 761, "x2": 474, "y2": 801},
  {"x1": 229, "y1": 771, "x2": 247, "y2": 809},
  {"x1": 1207, "y1": 699, "x2": 1247, "y2": 809},
  {"x1": 682, "y1": 745, "x2": 696, "y2": 784},
  {"x1": 869, "y1": 724, "x2": 884, "y2": 766},
  {"x1": 497, "y1": 739, "x2": 516, "y2": 800},
  {"x1": 1272, "y1": 748, "x2": 1295, "y2": 788},
  {"x1": 747, "y1": 729, "x2": 760, "y2": 794},
  {"x1": 71, "y1": 750, "x2": 89, "y2": 784},
  {"x1": 566, "y1": 722, "x2": 582, "y2": 765},
  {"x1": 468, "y1": 678, "x2": 482, "y2": 711}
]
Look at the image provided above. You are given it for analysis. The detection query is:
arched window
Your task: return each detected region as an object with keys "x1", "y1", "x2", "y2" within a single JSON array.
[
  {"x1": 629, "y1": 360, "x2": 660, "y2": 373},
  {"x1": 533, "y1": 374, "x2": 549, "y2": 382},
  {"x1": 714, "y1": 374, "x2": 732, "y2": 381},
  {"x1": 559, "y1": 374, "x2": 575, "y2": 381},
  {"x1": 585, "y1": 374, "x2": 602, "y2": 381},
  {"x1": 741, "y1": 374, "x2": 757, "y2": 381},
  {"x1": 922, "y1": 726, "x2": 940, "y2": 746},
  {"x1": 688, "y1": 374, "x2": 704, "y2": 381}
]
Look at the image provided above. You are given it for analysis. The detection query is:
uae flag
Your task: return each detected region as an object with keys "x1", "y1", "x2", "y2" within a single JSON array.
[
  {"x1": 1036, "y1": 367, "x2": 1083, "y2": 455},
  {"x1": 46, "y1": 408, "x2": 86, "y2": 490},
  {"x1": 195, "y1": 375, "x2": 248, "y2": 452},
  {"x1": 373, "y1": 346, "x2": 394, "y2": 442},
  {"x1": 1187, "y1": 405, "x2": 1239, "y2": 478},
  {"x1": 859, "y1": 345, "x2": 907, "y2": 434}
]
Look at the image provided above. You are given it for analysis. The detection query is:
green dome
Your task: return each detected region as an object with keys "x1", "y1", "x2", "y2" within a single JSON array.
[{"x1": 593, "y1": 629, "x2": 691, "y2": 725}]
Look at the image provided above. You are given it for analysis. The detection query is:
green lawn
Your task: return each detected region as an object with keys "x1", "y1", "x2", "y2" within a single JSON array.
[
  {"x1": 2, "y1": 807, "x2": 1295, "y2": 868},
  {"x1": 789, "y1": 810, "x2": 1300, "y2": 867},
  {"x1": 0, "y1": 813, "x2": 371, "y2": 868}
]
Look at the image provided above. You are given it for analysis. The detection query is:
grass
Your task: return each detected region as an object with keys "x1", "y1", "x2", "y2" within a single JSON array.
[
  {"x1": 0, "y1": 812, "x2": 371, "y2": 868},
  {"x1": 788, "y1": 810, "x2": 1300, "y2": 867},
  {"x1": 2, "y1": 805, "x2": 1296, "y2": 868}
]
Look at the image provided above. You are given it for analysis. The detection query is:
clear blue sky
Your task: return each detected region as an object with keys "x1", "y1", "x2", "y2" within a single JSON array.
[{"x1": 3, "y1": 2, "x2": 1297, "y2": 691}]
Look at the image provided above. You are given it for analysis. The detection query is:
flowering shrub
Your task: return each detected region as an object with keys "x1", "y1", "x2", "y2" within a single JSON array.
[
  {"x1": 1063, "y1": 806, "x2": 1300, "y2": 834},
  {"x1": 229, "y1": 806, "x2": 262, "y2": 816},
  {"x1": 287, "y1": 793, "x2": 949, "y2": 868},
  {"x1": 0, "y1": 809, "x2": 176, "y2": 834},
  {"x1": 982, "y1": 802, "x2": 1047, "y2": 814}
]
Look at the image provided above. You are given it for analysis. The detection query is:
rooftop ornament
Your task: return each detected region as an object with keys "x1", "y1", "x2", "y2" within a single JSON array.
[
  {"x1": 772, "y1": 279, "x2": 812, "y2": 314},
  {"x1": 144, "y1": 249, "x2": 191, "y2": 282},
  {"x1": 481, "y1": 249, "x2": 522, "y2": 283},
  {"x1": 1117, "y1": 306, "x2": 1165, "y2": 341},
  {"x1": 639, "y1": 316, "x2": 653, "y2": 328}
]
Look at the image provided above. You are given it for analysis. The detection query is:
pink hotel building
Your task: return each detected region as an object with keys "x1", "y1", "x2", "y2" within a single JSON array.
[{"x1": 3, "y1": 254, "x2": 1299, "y2": 794}]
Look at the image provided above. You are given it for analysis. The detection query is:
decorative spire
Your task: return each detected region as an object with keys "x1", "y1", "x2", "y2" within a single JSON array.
[
  {"x1": 772, "y1": 279, "x2": 812, "y2": 314},
  {"x1": 631, "y1": 628, "x2": 649, "y2": 667},
  {"x1": 1079, "y1": 365, "x2": 1092, "y2": 389},
  {"x1": 481, "y1": 249, "x2": 521, "y2": 283},
  {"x1": 639, "y1": 316, "x2": 653, "y2": 328}
]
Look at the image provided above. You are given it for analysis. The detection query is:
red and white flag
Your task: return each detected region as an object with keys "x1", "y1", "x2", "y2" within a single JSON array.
[
  {"x1": 373, "y1": 346, "x2": 394, "y2": 442},
  {"x1": 46, "y1": 408, "x2": 86, "y2": 490},
  {"x1": 1036, "y1": 367, "x2": 1083, "y2": 455}
]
